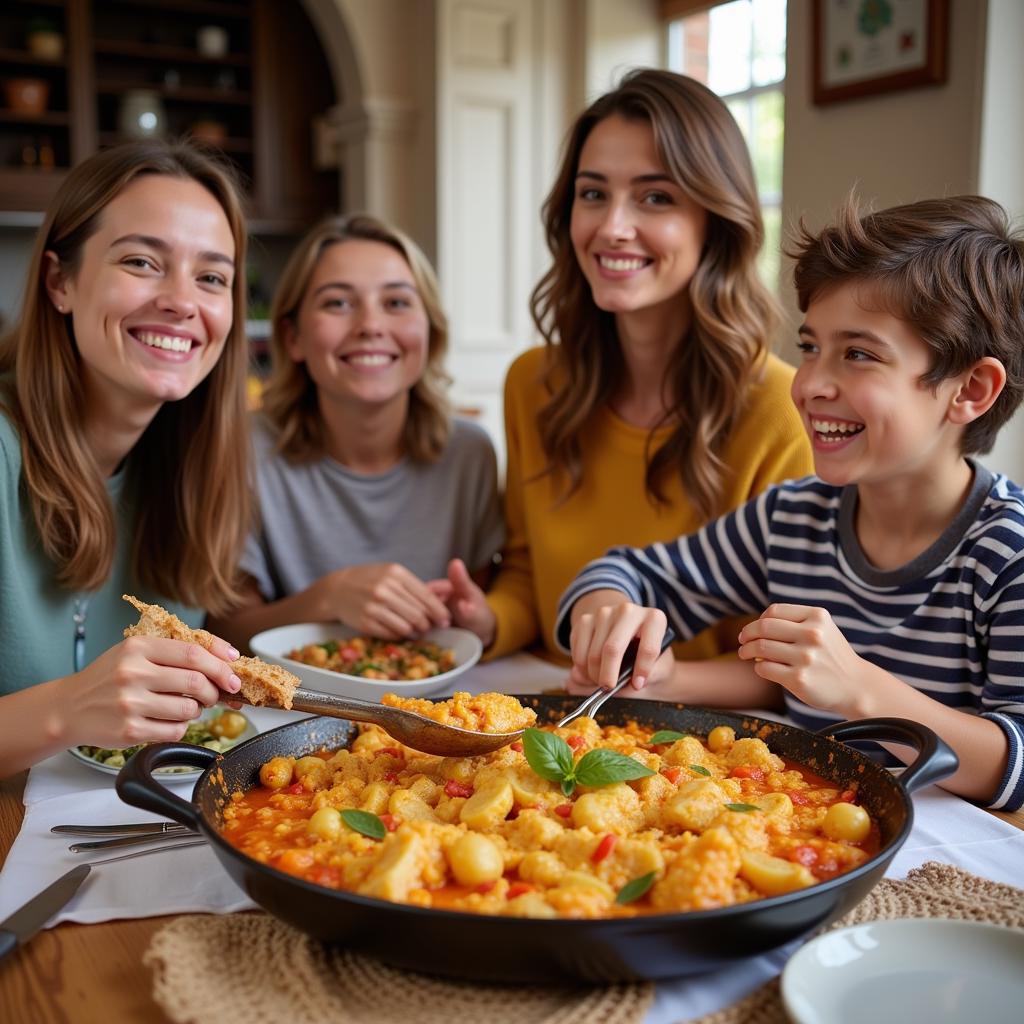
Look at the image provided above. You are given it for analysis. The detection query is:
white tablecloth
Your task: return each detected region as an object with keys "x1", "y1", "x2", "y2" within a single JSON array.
[{"x1": 2, "y1": 653, "x2": 1022, "y2": 1023}]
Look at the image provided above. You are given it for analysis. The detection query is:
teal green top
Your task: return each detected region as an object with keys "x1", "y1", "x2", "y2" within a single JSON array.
[{"x1": 0, "y1": 407, "x2": 201, "y2": 697}]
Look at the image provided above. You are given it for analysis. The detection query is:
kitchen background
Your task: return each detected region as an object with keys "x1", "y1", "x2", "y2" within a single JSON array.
[{"x1": 1, "y1": 0, "x2": 1021, "y2": 477}]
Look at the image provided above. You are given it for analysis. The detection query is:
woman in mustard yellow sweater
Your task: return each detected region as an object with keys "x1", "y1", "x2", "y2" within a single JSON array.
[{"x1": 434, "y1": 69, "x2": 812, "y2": 662}]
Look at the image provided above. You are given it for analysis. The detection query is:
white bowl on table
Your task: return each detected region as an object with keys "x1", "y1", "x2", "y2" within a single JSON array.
[
  {"x1": 248, "y1": 622, "x2": 483, "y2": 701},
  {"x1": 781, "y1": 918, "x2": 1024, "y2": 1024}
]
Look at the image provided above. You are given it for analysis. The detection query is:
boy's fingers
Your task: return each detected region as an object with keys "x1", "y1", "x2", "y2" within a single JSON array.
[
  {"x1": 632, "y1": 619, "x2": 666, "y2": 685},
  {"x1": 761, "y1": 603, "x2": 814, "y2": 622},
  {"x1": 571, "y1": 615, "x2": 595, "y2": 669},
  {"x1": 597, "y1": 615, "x2": 644, "y2": 688}
]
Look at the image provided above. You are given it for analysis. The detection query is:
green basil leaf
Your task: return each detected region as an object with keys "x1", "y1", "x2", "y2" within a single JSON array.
[
  {"x1": 648, "y1": 730, "x2": 687, "y2": 745},
  {"x1": 523, "y1": 728, "x2": 574, "y2": 784},
  {"x1": 615, "y1": 871, "x2": 657, "y2": 905},
  {"x1": 574, "y1": 749, "x2": 655, "y2": 788},
  {"x1": 560, "y1": 776, "x2": 577, "y2": 797},
  {"x1": 689, "y1": 764, "x2": 711, "y2": 777},
  {"x1": 341, "y1": 808, "x2": 386, "y2": 840},
  {"x1": 724, "y1": 802, "x2": 760, "y2": 813}
]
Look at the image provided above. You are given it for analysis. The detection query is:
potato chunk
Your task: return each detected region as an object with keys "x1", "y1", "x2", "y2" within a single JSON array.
[
  {"x1": 739, "y1": 849, "x2": 816, "y2": 896},
  {"x1": 460, "y1": 778, "x2": 514, "y2": 831}
]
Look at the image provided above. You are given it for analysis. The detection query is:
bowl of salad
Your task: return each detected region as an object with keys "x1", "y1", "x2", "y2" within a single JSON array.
[
  {"x1": 249, "y1": 623, "x2": 482, "y2": 700},
  {"x1": 69, "y1": 707, "x2": 256, "y2": 778}
]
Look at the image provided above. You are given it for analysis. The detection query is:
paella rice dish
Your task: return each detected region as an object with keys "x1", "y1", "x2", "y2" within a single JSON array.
[
  {"x1": 219, "y1": 716, "x2": 880, "y2": 919},
  {"x1": 286, "y1": 636, "x2": 456, "y2": 680},
  {"x1": 381, "y1": 691, "x2": 537, "y2": 733}
]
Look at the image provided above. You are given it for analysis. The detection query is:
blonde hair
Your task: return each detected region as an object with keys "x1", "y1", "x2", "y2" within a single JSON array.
[
  {"x1": 261, "y1": 214, "x2": 452, "y2": 463},
  {"x1": 531, "y1": 69, "x2": 779, "y2": 519},
  {"x1": 0, "y1": 141, "x2": 251, "y2": 614}
]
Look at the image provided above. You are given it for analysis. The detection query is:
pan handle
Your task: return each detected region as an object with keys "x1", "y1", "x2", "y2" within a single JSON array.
[
  {"x1": 115, "y1": 744, "x2": 217, "y2": 831},
  {"x1": 818, "y1": 717, "x2": 959, "y2": 794}
]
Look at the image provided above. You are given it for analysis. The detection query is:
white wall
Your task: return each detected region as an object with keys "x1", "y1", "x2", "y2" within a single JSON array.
[
  {"x1": 976, "y1": 0, "x2": 1024, "y2": 482},
  {"x1": 781, "y1": 0, "x2": 987, "y2": 299}
]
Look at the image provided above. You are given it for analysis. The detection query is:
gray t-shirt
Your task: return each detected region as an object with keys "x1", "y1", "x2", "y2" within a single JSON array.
[{"x1": 241, "y1": 415, "x2": 504, "y2": 601}]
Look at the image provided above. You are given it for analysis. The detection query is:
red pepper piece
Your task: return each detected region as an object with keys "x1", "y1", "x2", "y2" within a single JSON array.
[
  {"x1": 379, "y1": 813, "x2": 398, "y2": 832},
  {"x1": 510, "y1": 741, "x2": 524, "y2": 752},
  {"x1": 507, "y1": 882, "x2": 534, "y2": 899},
  {"x1": 444, "y1": 779, "x2": 474, "y2": 799},
  {"x1": 287, "y1": 781, "x2": 305, "y2": 795},
  {"x1": 554, "y1": 803, "x2": 573, "y2": 818},
  {"x1": 591, "y1": 833, "x2": 617, "y2": 863},
  {"x1": 729, "y1": 765, "x2": 766, "y2": 781},
  {"x1": 660, "y1": 767, "x2": 683, "y2": 784},
  {"x1": 566, "y1": 734, "x2": 586, "y2": 750}
]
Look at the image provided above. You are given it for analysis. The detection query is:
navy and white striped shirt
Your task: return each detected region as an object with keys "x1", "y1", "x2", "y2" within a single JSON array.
[{"x1": 556, "y1": 464, "x2": 1024, "y2": 811}]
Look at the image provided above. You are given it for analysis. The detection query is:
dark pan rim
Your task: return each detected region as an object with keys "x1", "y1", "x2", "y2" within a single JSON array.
[{"x1": 194, "y1": 699, "x2": 914, "y2": 928}]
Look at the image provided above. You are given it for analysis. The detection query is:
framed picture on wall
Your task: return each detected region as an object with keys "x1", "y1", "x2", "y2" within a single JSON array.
[{"x1": 812, "y1": 0, "x2": 949, "y2": 105}]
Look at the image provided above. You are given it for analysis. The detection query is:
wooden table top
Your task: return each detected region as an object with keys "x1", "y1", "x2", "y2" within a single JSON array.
[{"x1": 1, "y1": 771, "x2": 1021, "y2": 1024}]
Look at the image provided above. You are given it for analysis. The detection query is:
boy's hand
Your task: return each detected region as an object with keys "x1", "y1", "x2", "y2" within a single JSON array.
[
  {"x1": 565, "y1": 648, "x2": 676, "y2": 696},
  {"x1": 737, "y1": 604, "x2": 868, "y2": 714},
  {"x1": 570, "y1": 595, "x2": 668, "y2": 691}
]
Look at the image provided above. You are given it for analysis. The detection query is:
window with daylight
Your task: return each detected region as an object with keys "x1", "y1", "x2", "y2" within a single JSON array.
[{"x1": 667, "y1": 0, "x2": 787, "y2": 292}]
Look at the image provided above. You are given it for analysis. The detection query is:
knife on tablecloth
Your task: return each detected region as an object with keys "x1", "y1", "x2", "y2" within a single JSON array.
[{"x1": 0, "y1": 864, "x2": 91, "y2": 961}]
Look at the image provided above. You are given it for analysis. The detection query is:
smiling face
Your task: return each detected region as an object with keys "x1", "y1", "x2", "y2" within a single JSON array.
[
  {"x1": 48, "y1": 174, "x2": 235, "y2": 416},
  {"x1": 284, "y1": 238, "x2": 430, "y2": 415},
  {"x1": 792, "y1": 281, "x2": 969, "y2": 488},
  {"x1": 569, "y1": 114, "x2": 708, "y2": 325}
]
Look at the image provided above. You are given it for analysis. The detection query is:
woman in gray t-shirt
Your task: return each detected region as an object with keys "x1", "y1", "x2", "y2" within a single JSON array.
[{"x1": 208, "y1": 215, "x2": 503, "y2": 649}]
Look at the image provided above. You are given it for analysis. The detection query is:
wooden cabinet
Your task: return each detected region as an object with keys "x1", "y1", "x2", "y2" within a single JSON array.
[{"x1": 0, "y1": 0, "x2": 338, "y2": 228}]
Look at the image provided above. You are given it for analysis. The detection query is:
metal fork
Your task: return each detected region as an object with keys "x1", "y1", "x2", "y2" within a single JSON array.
[{"x1": 555, "y1": 625, "x2": 676, "y2": 729}]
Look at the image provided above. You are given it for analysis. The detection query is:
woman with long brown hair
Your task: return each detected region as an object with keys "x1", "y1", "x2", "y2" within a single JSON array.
[
  {"x1": 0, "y1": 141, "x2": 252, "y2": 776},
  {"x1": 206, "y1": 214, "x2": 502, "y2": 648},
  {"x1": 438, "y1": 69, "x2": 812, "y2": 667}
]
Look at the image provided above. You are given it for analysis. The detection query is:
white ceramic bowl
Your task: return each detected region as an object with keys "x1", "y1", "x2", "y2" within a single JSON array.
[
  {"x1": 69, "y1": 707, "x2": 257, "y2": 779},
  {"x1": 781, "y1": 918, "x2": 1024, "y2": 1024},
  {"x1": 248, "y1": 623, "x2": 483, "y2": 700}
]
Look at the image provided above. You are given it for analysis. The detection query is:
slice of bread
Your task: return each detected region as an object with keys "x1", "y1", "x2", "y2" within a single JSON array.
[{"x1": 122, "y1": 594, "x2": 298, "y2": 710}]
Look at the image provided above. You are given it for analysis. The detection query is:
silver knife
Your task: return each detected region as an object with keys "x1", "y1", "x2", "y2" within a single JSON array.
[
  {"x1": 69, "y1": 831, "x2": 199, "y2": 853},
  {"x1": 0, "y1": 864, "x2": 91, "y2": 961},
  {"x1": 51, "y1": 822, "x2": 189, "y2": 837}
]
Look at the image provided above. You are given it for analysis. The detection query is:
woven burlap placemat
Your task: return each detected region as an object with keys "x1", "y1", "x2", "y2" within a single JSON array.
[{"x1": 145, "y1": 862, "x2": 1023, "y2": 1024}]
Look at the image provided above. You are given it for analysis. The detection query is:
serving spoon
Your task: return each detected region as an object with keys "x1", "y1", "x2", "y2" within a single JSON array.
[{"x1": 250, "y1": 627, "x2": 675, "y2": 758}]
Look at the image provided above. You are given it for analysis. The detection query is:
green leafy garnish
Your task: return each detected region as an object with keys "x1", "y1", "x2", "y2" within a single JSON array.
[
  {"x1": 341, "y1": 809, "x2": 386, "y2": 840},
  {"x1": 725, "y1": 802, "x2": 759, "y2": 813},
  {"x1": 689, "y1": 764, "x2": 711, "y2": 777},
  {"x1": 648, "y1": 730, "x2": 687, "y2": 745},
  {"x1": 615, "y1": 871, "x2": 657, "y2": 905},
  {"x1": 522, "y1": 728, "x2": 575, "y2": 783},
  {"x1": 320, "y1": 640, "x2": 339, "y2": 656},
  {"x1": 522, "y1": 728, "x2": 653, "y2": 796}
]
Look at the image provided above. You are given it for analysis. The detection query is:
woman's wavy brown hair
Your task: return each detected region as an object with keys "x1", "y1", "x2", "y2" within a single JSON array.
[
  {"x1": 531, "y1": 68, "x2": 779, "y2": 519},
  {"x1": 0, "y1": 141, "x2": 251, "y2": 615},
  {"x1": 261, "y1": 214, "x2": 452, "y2": 463}
]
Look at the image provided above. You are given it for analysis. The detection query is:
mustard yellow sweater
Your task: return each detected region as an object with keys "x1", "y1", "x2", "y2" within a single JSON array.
[{"x1": 485, "y1": 346, "x2": 813, "y2": 662}]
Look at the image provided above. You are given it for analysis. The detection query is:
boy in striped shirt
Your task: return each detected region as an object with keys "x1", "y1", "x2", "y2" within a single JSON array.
[{"x1": 556, "y1": 196, "x2": 1024, "y2": 811}]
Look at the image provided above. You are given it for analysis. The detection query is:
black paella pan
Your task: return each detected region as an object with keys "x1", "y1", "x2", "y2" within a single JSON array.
[{"x1": 116, "y1": 696, "x2": 957, "y2": 983}]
